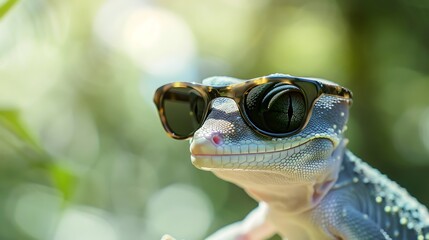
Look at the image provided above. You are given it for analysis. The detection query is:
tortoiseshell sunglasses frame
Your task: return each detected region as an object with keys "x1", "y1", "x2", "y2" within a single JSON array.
[{"x1": 153, "y1": 75, "x2": 352, "y2": 140}]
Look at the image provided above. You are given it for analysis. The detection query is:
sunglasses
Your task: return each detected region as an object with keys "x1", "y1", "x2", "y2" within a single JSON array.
[{"x1": 153, "y1": 75, "x2": 352, "y2": 140}]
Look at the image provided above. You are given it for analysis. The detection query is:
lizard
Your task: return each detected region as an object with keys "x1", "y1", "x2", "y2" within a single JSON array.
[{"x1": 153, "y1": 73, "x2": 429, "y2": 240}]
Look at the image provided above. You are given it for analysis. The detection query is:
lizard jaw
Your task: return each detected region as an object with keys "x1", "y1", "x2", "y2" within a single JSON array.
[{"x1": 190, "y1": 137, "x2": 333, "y2": 171}]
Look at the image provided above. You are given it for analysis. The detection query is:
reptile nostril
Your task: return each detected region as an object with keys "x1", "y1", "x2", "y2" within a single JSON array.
[{"x1": 211, "y1": 133, "x2": 223, "y2": 145}]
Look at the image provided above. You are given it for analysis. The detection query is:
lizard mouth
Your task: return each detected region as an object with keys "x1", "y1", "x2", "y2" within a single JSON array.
[{"x1": 190, "y1": 138, "x2": 334, "y2": 170}]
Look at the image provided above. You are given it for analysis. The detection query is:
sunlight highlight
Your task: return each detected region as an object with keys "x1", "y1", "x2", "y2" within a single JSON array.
[
  {"x1": 143, "y1": 183, "x2": 213, "y2": 240},
  {"x1": 94, "y1": 1, "x2": 196, "y2": 77}
]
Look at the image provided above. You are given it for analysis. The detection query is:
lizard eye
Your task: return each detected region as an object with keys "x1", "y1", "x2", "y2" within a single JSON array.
[{"x1": 245, "y1": 83, "x2": 306, "y2": 133}]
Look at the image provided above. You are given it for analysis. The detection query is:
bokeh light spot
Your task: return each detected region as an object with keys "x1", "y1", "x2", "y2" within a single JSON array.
[
  {"x1": 94, "y1": 1, "x2": 196, "y2": 78},
  {"x1": 143, "y1": 183, "x2": 213, "y2": 240},
  {"x1": 53, "y1": 206, "x2": 119, "y2": 240},
  {"x1": 266, "y1": 6, "x2": 346, "y2": 78},
  {"x1": 393, "y1": 107, "x2": 429, "y2": 164},
  {"x1": 8, "y1": 184, "x2": 62, "y2": 240}
]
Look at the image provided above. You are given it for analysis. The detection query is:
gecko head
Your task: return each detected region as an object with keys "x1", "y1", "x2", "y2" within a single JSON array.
[{"x1": 190, "y1": 75, "x2": 351, "y2": 187}]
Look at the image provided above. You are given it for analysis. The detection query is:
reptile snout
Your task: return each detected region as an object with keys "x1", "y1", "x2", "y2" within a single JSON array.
[
  {"x1": 190, "y1": 132, "x2": 222, "y2": 156},
  {"x1": 189, "y1": 133, "x2": 221, "y2": 169}
]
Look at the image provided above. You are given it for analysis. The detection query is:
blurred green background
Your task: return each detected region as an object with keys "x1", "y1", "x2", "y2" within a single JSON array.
[{"x1": 0, "y1": 0, "x2": 428, "y2": 239}]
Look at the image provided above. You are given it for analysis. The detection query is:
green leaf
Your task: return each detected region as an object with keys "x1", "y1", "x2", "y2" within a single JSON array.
[
  {"x1": 0, "y1": 109, "x2": 52, "y2": 172},
  {"x1": 0, "y1": 110, "x2": 77, "y2": 202},
  {"x1": 0, "y1": 0, "x2": 18, "y2": 19},
  {"x1": 50, "y1": 164, "x2": 77, "y2": 203},
  {"x1": 0, "y1": 109, "x2": 39, "y2": 148}
]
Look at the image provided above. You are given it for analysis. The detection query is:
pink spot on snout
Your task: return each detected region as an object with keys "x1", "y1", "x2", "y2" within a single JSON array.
[{"x1": 211, "y1": 134, "x2": 223, "y2": 145}]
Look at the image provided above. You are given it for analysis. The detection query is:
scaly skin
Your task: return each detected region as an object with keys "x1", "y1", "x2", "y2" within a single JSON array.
[{"x1": 187, "y1": 74, "x2": 429, "y2": 240}]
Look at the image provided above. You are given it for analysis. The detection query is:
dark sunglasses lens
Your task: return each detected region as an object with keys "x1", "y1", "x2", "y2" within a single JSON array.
[
  {"x1": 163, "y1": 87, "x2": 206, "y2": 137},
  {"x1": 245, "y1": 83, "x2": 306, "y2": 134}
]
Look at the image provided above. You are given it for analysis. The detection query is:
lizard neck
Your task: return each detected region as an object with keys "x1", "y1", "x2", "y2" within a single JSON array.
[
  {"x1": 245, "y1": 171, "x2": 339, "y2": 214},
  {"x1": 245, "y1": 183, "x2": 322, "y2": 214},
  {"x1": 212, "y1": 151, "x2": 344, "y2": 215}
]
